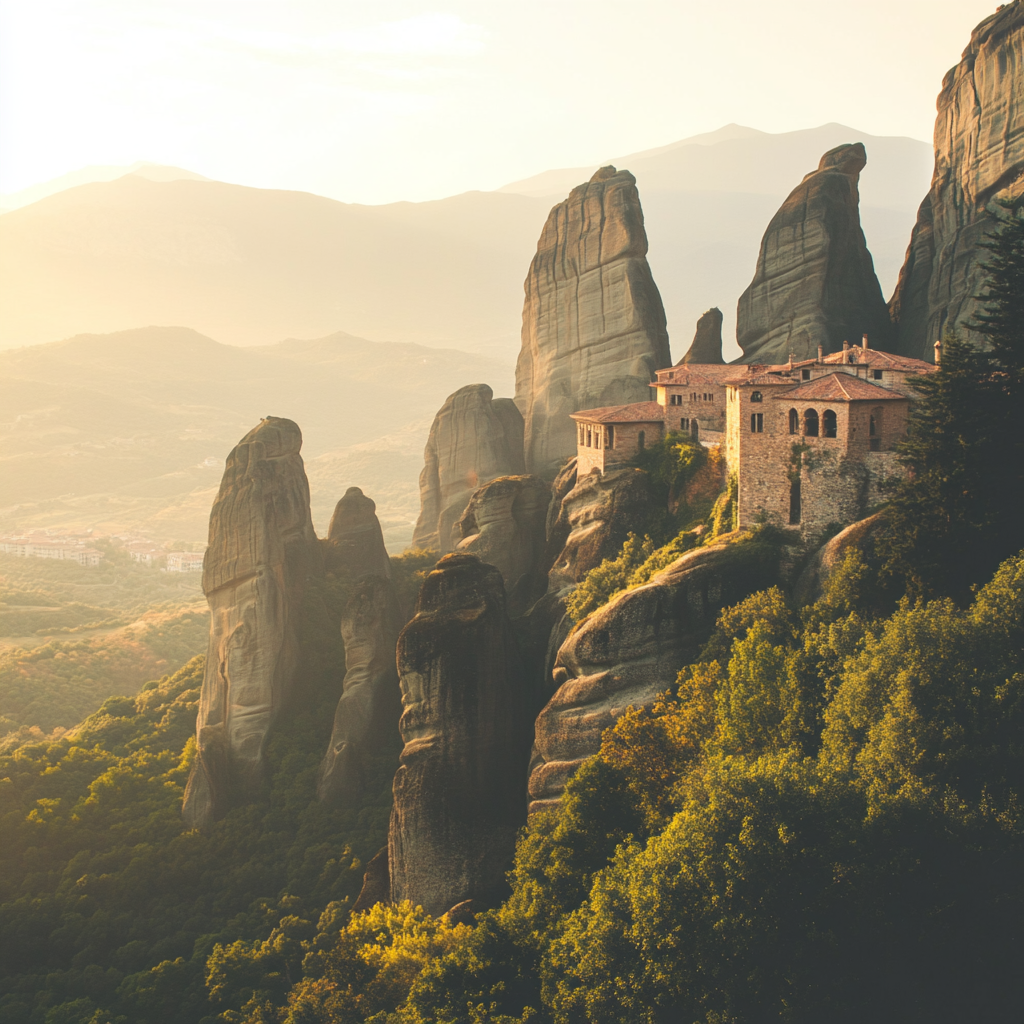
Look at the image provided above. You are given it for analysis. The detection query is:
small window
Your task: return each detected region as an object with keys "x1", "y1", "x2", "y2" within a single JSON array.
[
  {"x1": 638, "y1": 430, "x2": 646, "y2": 451},
  {"x1": 750, "y1": 391, "x2": 763, "y2": 403},
  {"x1": 789, "y1": 408, "x2": 799, "y2": 435},
  {"x1": 801, "y1": 368, "x2": 811, "y2": 381},
  {"x1": 872, "y1": 369, "x2": 883, "y2": 380},
  {"x1": 750, "y1": 412, "x2": 763, "y2": 433},
  {"x1": 789, "y1": 478, "x2": 802, "y2": 525},
  {"x1": 671, "y1": 393, "x2": 682, "y2": 406},
  {"x1": 586, "y1": 425, "x2": 592, "y2": 448},
  {"x1": 804, "y1": 409, "x2": 819, "y2": 437},
  {"x1": 680, "y1": 418, "x2": 689, "y2": 432},
  {"x1": 606, "y1": 425, "x2": 614, "y2": 448},
  {"x1": 823, "y1": 409, "x2": 837, "y2": 438}
]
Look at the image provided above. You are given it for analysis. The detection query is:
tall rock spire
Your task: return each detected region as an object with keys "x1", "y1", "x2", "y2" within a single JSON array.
[
  {"x1": 515, "y1": 166, "x2": 671, "y2": 478},
  {"x1": 182, "y1": 417, "x2": 323, "y2": 827},
  {"x1": 888, "y1": 2, "x2": 1024, "y2": 359},
  {"x1": 736, "y1": 143, "x2": 891, "y2": 364}
]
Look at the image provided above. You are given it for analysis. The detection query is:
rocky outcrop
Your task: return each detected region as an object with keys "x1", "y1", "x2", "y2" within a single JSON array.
[
  {"x1": 736, "y1": 143, "x2": 892, "y2": 364},
  {"x1": 528, "y1": 539, "x2": 779, "y2": 814},
  {"x1": 352, "y1": 848, "x2": 391, "y2": 914},
  {"x1": 318, "y1": 488, "x2": 403, "y2": 806},
  {"x1": 679, "y1": 307, "x2": 725, "y2": 364},
  {"x1": 454, "y1": 474, "x2": 550, "y2": 617},
  {"x1": 389, "y1": 554, "x2": 535, "y2": 915},
  {"x1": 793, "y1": 511, "x2": 886, "y2": 606},
  {"x1": 183, "y1": 417, "x2": 323, "y2": 827},
  {"x1": 547, "y1": 466, "x2": 656, "y2": 595},
  {"x1": 326, "y1": 486, "x2": 391, "y2": 579},
  {"x1": 411, "y1": 384, "x2": 525, "y2": 555},
  {"x1": 515, "y1": 166, "x2": 672, "y2": 477},
  {"x1": 889, "y1": 3, "x2": 1024, "y2": 360}
]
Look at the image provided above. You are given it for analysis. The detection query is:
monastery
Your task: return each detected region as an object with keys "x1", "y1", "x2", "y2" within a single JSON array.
[{"x1": 571, "y1": 336, "x2": 938, "y2": 537}]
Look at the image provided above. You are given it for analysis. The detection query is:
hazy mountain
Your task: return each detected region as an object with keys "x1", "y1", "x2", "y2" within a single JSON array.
[
  {"x1": 0, "y1": 124, "x2": 931, "y2": 362},
  {"x1": 0, "y1": 326, "x2": 513, "y2": 550},
  {"x1": 0, "y1": 162, "x2": 210, "y2": 212}
]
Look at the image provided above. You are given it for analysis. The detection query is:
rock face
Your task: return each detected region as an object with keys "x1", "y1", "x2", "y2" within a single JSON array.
[
  {"x1": 515, "y1": 166, "x2": 672, "y2": 477},
  {"x1": 793, "y1": 511, "x2": 886, "y2": 607},
  {"x1": 547, "y1": 466, "x2": 656, "y2": 595},
  {"x1": 183, "y1": 417, "x2": 322, "y2": 827},
  {"x1": 679, "y1": 307, "x2": 725, "y2": 364},
  {"x1": 325, "y1": 486, "x2": 391, "y2": 579},
  {"x1": 889, "y1": 3, "x2": 1024, "y2": 360},
  {"x1": 389, "y1": 554, "x2": 534, "y2": 915},
  {"x1": 528, "y1": 540, "x2": 779, "y2": 814},
  {"x1": 453, "y1": 474, "x2": 550, "y2": 617},
  {"x1": 736, "y1": 143, "x2": 892, "y2": 364},
  {"x1": 411, "y1": 384, "x2": 525, "y2": 555}
]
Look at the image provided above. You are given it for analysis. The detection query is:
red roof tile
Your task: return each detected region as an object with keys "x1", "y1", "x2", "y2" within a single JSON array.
[
  {"x1": 771, "y1": 373, "x2": 907, "y2": 402},
  {"x1": 571, "y1": 401, "x2": 665, "y2": 424},
  {"x1": 822, "y1": 347, "x2": 935, "y2": 371}
]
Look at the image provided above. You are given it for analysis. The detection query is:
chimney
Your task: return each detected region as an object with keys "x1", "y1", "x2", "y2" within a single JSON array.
[
  {"x1": 843, "y1": 340, "x2": 850, "y2": 353},
  {"x1": 817, "y1": 344, "x2": 823, "y2": 362},
  {"x1": 862, "y1": 334, "x2": 869, "y2": 350},
  {"x1": 787, "y1": 352, "x2": 795, "y2": 370},
  {"x1": 934, "y1": 339, "x2": 942, "y2": 366}
]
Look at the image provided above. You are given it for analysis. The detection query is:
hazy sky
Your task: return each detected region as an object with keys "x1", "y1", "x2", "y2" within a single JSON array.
[{"x1": 0, "y1": 0, "x2": 999, "y2": 204}]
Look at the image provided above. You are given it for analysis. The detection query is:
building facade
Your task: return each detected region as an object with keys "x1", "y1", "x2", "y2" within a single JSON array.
[{"x1": 572, "y1": 336, "x2": 936, "y2": 538}]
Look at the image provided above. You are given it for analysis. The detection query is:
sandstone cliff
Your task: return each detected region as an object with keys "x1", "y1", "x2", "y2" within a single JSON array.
[
  {"x1": 389, "y1": 554, "x2": 534, "y2": 915},
  {"x1": 317, "y1": 487, "x2": 402, "y2": 806},
  {"x1": 411, "y1": 384, "x2": 525, "y2": 555},
  {"x1": 183, "y1": 417, "x2": 322, "y2": 827},
  {"x1": 529, "y1": 538, "x2": 779, "y2": 814},
  {"x1": 889, "y1": 3, "x2": 1024, "y2": 359},
  {"x1": 736, "y1": 143, "x2": 892, "y2": 364},
  {"x1": 453, "y1": 474, "x2": 550, "y2": 617},
  {"x1": 515, "y1": 166, "x2": 672, "y2": 477},
  {"x1": 679, "y1": 307, "x2": 725, "y2": 364}
]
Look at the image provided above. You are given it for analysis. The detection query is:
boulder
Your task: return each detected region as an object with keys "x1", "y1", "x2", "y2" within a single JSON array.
[
  {"x1": 679, "y1": 307, "x2": 725, "y2": 364},
  {"x1": 528, "y1": 538, "x2": 779, "y2": 814},
  {"x1": 389, "y1": 554, "x2": 535, "y2": 915},
  {"x1": 736, "y1": 143, "x2": 892, "y2": 364},
  {"x1": 411, "y1": 384, "x2": 525, "y2": 555},
  {"x1": 183, "y1": 417, "x2": 323, "y2": 827},
  {"x1": 515, "y1": 166, "x2": 672, "y2": 477},
  {"x1": 889, "y1": 3, "x2": 1024, "y2": 359},
  {"x1": 547, "y1": 466, "x2": 657, "y2": 594},
  {"x1": 454, "y1": 474, "x2": 550, "y2": 617}
]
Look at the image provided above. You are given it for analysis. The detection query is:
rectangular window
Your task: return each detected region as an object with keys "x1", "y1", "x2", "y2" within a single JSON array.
[
  {"x1": 750, "y1": 412, "x2": 763, "y2": 433},
  {"x1": 681, "y1": 418, "x2": 689, "y2": 431},
  {"x1": 606, "y1": 426, "x2": 614, "y2": 448},
  {"x1": 873, "y1": 369, "x2": 883, "y2": 380},
  {"x1": 801, "y1": 368, "x2": 811, "y2": 381}
]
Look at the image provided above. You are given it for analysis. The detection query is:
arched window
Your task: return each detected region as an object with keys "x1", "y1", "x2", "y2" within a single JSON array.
[
  {"x1": 803, "y1": 409, "x2": 819, "y2": 437},
  {"x1": 823, "y1": 409, "x2": 837, "y2": 438},
  {"x1": 789, "y1": 408, "x2": 799, "y2": 434},
  {"x1": 638, "y1": 430, "x2": 646, "y2": 451},
  {"x1": 789, "y1": 477, "x2": 802, "y2": 524},
  {"x1": 750, "y1": 391, "x2": 763, "y2": 403}
]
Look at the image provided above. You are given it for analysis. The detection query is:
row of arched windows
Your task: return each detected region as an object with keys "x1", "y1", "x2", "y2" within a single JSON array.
[{"x1": 788, "y1": 408, "x2": 838, "y2": 438}]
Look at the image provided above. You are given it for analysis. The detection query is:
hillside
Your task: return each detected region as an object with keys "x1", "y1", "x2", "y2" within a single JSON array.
[
  {"x1": 0, "y1": 327, "x2": 513, "y2": 549},
  {"x1": 0, "y1": 124, "x2": 930, "y2": 361}
]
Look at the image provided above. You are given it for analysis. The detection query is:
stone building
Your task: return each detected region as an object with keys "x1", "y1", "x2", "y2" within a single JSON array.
[{"x1": 571, "y1": 336, "x2": 936, "y2": 538}]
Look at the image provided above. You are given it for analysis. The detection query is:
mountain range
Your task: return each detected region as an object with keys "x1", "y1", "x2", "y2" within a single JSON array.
[{"x1": 0, "y1": 124, "x2": 930, "y2": 361}]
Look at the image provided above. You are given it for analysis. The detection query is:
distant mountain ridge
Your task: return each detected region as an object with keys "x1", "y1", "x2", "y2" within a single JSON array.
[{"x1": 0, "y1": 124, "x2": 931, "y2": 361}]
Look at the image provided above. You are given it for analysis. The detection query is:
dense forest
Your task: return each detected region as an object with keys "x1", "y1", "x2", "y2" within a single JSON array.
[{"x1": 1, "y1": 207, "x2": 1022, "y2": 1024}]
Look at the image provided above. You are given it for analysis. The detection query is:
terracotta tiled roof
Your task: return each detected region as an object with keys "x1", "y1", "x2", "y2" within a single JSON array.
[
  {"x1": 772, "y1": 373, "x2": 907, "y2": 402},
  {"x1": 571, "y1": 401, "x2": 665, "y2": 424},
  {"x1": 659, "y1": 363, "x2": 743, "y2": 381},
  {"x1": 722, "y1": 370, "x2": 798, "y2": 386},
  {"x1": 822, "y1": 347, "x2": 935, "y2": 371}
]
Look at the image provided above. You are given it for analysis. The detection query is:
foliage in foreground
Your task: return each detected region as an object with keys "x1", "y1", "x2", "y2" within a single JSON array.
[{"x1": 237, "y1": 548, "x2": 1024, "y2": 1024}]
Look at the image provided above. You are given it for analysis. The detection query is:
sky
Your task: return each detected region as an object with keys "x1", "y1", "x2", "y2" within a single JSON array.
[{"x1": 0, "y1": 0, "x2": 1001, "y2": 205}]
